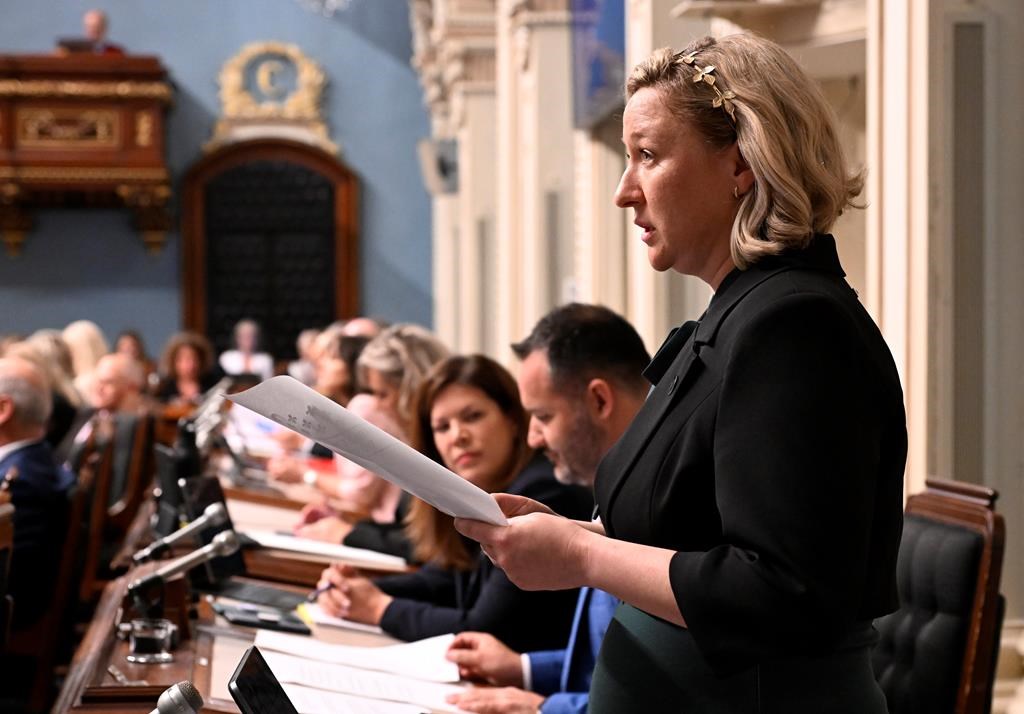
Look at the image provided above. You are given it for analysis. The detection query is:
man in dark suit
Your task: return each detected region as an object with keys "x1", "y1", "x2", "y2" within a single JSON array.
[
  {"x1": 446, "y1": 304, "x2": 650, "y2": 714},
  {"x1": 0, "y1": 357, "x2": 75, "y2": 631}
]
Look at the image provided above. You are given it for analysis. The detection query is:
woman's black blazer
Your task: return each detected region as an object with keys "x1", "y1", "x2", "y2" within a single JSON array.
[{"x1": 594, "y1": 235, "x2": 908, "y2": 675}]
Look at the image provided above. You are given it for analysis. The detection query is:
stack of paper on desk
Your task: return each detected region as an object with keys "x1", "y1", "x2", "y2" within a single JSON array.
[
  {"x1": 296, "y1": 602, "x2": 385, "y2": 634},
  {"x1": 282, "y1": 684, "x2": 426, "y2": 714},
  {"x1": 255, "y1": 631, "x2": 466, "y2": 713},
  {"x1": 265, "y1": 651, "x2": 465, "y2": 712},
  {"x1": 242, "y1": 529, "x2": 408, "y2": 572},
  {"x1": 255, "y1": 630, "x2": 461, "y2": 682},
  {"x1": 229, "y1": 376, "x2": 508, "y2": 526}
]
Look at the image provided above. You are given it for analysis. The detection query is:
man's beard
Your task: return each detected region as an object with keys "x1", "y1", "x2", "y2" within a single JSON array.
[{"x1": 552, "y1": 411, "x2": 602, "y2": 486}]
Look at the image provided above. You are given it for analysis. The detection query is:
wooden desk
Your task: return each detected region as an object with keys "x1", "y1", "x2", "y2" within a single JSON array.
[
  {"x1": 55, "y1": 572, "x2": 400, "y2": 713},
  {"x1": 113, "y1": 484, "x2": 409, "y2": 592},
  {"x1": 54, "y1": 573, "x2": 216, "y2": 713}
]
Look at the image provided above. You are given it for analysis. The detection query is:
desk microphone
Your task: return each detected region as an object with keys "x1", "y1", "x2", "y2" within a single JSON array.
[
  {"x1": 187, "y1": 379, "x2": 232, "y2": 426},
  {"x1": 129, "y1": 530, "x2": 240, "y2": 598},
  {"x1": 149, "y1": 681, "x2": 203, "y2": 714},
  {"x1": 133, "y1": 502, "x2": 229, "y2": 563},
  {"x1": 194, "y1": 388, "x2": 230, "y2": 451}
]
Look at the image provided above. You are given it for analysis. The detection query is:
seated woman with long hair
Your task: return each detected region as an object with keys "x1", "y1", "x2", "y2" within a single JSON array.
[
  {"x1": 155, "y1": 331, "x2": 220, "y2": 405},
  {"x1": 316, "y1": 355, "x2": 592, "y2": 651}
]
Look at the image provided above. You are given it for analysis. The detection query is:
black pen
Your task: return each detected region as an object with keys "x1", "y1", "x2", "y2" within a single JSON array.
[{"x1": 306, "y1": 582, "x2": 335, "y2": 603}]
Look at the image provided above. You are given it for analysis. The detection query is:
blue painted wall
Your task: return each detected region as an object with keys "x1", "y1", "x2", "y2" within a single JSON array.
[{"x1": 0, "y1": 0, "x2": 432, "y2": 355}]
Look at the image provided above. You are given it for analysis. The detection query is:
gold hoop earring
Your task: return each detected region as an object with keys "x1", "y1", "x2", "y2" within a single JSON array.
[{"x1": 733, "y1": 186, "x2": 740, "y2": 199}]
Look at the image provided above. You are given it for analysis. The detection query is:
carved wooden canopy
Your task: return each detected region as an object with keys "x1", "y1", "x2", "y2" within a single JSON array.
[{"x1": 0, "y1": 54, "x2": 173, "y2": 255}]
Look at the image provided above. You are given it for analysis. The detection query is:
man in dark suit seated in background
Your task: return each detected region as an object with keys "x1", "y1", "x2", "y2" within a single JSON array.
[
  {"x1": 0, "y1": 357, "x2": 75, "y2": 632},
  {"x1": 446, "y1": 304, "x2": 650, "y2": 714}
]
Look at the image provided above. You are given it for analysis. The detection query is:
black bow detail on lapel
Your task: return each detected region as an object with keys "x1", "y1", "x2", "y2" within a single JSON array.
[
  {"x1": 596, "y1": 328, "x2": 706, "y2": 528},
  {"x1": 643, "y1": 320, "x2": 700, "y2": 386}
]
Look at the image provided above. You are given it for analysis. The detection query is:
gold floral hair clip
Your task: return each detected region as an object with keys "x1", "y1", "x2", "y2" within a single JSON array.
[{"x1": 677, "y1": 50, "x2": 737, "y2": 124}]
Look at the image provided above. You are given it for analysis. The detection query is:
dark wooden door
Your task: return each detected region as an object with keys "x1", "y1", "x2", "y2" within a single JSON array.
[{"x1": 182, "y1": 139, "x2": 358, "y2": 361}]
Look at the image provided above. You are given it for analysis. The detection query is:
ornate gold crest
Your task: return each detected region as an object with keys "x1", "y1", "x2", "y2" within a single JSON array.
[{"x1": 206, "y1": 41, "x2": 338, "y2": 154}]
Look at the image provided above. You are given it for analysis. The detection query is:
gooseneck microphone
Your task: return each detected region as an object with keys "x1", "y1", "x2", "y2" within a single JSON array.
[
  {"x1": 133, "y1": 502, "x2": 229, "y2": 564},
  {"x1": 148, "y1": 681, "x2": 203, "y2": 714},
  {"x1": 129, "y1": 530, "x2": 241, "y2": 599}
]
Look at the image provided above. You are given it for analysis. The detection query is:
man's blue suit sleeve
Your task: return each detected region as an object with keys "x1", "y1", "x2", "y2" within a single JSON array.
[
  {"x1": 540, "y1": 692, "x2": 589, "y2": 714},
  {"x1": 527, "y1": 650, "x2": 567, "y2": 696}
]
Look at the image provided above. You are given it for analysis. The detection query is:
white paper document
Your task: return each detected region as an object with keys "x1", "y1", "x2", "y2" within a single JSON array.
[
  {"x1": 265, "y1": 650, "x2": 465, "y2": 712},
  {"x1": 255, "y1": 630, "x2": 461, "y2": 683},
  {"x1": 242, "y1": 529, "x2": 408, "y2": 572},
  {"x1": 283, "y1": 683, "x2": 426, "y2": 714},
  {"x1": 229, "y1": 376, "x2": 508, "y2": 526},
  {"x1": 296, "y1": 602, "x2": 385, "y2": 634}
]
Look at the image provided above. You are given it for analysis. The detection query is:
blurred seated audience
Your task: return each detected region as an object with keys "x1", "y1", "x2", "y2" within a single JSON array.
[
  {"x1": 316, "y1": 355, "x2": 591, "y2": 651},
  {"x1": 310, "y1": 331, "x2": 370, "y2": 408},
  {"x1": 267, "y1": 329, "x2": 371, "y2": 460},
  {"x1": 59, "y1": 353, "x2": 148, "y2": 467},
  {"x1": 286, "y1": 328, "x2": 320, "y2": 387},
  {"x1": 156, "y1": 331, "x2": 220, "y2": 405},
  {"x1": 219, "y1": 319, "x2": 274, "y2": 381},
  {"x1": 281, "y1": 394, "x2": 404, "y2": 537},
  {"x1": 0, "y1": 334, "x2": 21, "y2": 354},
  {"x1": 92, "y1": 354, "x2": 146, "y2": 414},
  {"x1": 114, "y1": 329, "x2": 157, "y2": 388},
  {"x1": 357, "y1": 323, "x2": 449, "y2": 432},
  {"x1": 3, "y1": 337, "x2": 80, "y2": 449},
  {"x1": 281, "y1": 324, "x2": 448, "y2": 555},
  {"x1": 26, "y1": 330, "x2": 81, "y2": 404},
  {"x1": 341, "y1": 316, "x2": 386, "y2": 339},
  {"x1": 62, "y1": 320, "x2": 109, "y2": 402},
  {"x1": 0, "y1": 357, "x2": 75, "y2": 632}
]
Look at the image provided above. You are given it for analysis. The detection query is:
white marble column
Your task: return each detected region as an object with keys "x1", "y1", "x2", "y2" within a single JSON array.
[{"x1": 495, "y1": 0, "x2": 577, "y2": 355}]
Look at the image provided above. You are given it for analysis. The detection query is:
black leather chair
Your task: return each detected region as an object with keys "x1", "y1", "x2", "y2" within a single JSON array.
[{"x1": 872, "y1": 479, "x2": 1005, "y2": 714}]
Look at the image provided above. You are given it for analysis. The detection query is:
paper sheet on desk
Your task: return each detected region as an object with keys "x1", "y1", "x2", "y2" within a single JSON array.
[
  {"x1": 255, "y1": 630, "x2": 461, "y2": 683},
  {"x1": 296, "y1": 602, "x2": 385, "y2": 634},
  {"x1": 283, "y1": 684, "x2": 426, "y2": 714},
  {"x1": 265, "y1": 651, "x2": 465, "y2": 712},
  {"x1": 229, "y1": 376, "x2": 508, "y2": 526}
]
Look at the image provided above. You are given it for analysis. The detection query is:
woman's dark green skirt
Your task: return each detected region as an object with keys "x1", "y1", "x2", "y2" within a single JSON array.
[{"x1": 588, "y1": 604, "x2": 888, "y2": 713}]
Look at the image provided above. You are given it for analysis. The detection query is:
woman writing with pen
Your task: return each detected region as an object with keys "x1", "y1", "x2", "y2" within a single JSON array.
[{"x1": 314, "y1": 355, "x2": 592, "y2": 651}]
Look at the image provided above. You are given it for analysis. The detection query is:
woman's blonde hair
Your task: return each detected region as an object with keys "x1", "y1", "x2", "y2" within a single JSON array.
[
  {"x1": 405, "y1": 355, "x2": 532, "y2": 570},
  {"x1": 356, "y1": 324, "x2": 449, "y2": 427},
  {"x1": 25, "y1": 329, "x2": 81, "y2": 405},
  {"x1": 62, "y1": 320, "x2": 109, "y2": 377},
  {"x1": 626, "y1": 34, "x2": 864, "y2": 268}
]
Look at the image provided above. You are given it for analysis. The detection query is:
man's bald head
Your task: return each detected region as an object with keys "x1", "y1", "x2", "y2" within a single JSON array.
[
  {"x1": 0, "y1": 357, "x2": 51, "y2": 441},
  {"x1": 83, "y1": 9, "x2": 108, "y2": 42},
  {"x1": 92, "y1": 353, "x2": 144, "y2": 412}
]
